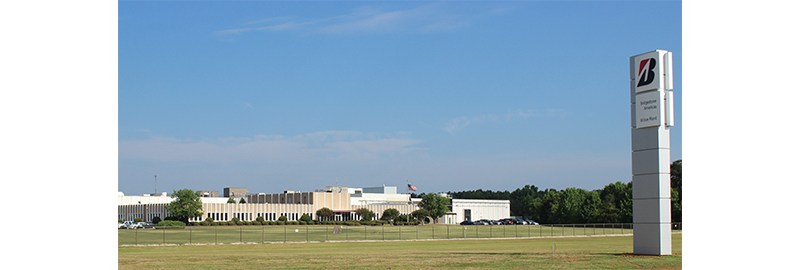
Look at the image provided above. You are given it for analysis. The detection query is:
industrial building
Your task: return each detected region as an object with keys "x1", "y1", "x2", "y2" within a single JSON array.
[{"x1": 118, "y1": 185, "x2": 510, "y2": 224}]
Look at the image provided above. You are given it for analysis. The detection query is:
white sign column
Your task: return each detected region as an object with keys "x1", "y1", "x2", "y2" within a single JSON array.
[{"x1": 630, "y1": 50, "x2": 673, "y2": 255}]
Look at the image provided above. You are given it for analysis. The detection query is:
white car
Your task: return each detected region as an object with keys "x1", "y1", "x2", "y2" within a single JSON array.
[{"x1": 119, "y1": 221, "x2": 134, "y2": 229}]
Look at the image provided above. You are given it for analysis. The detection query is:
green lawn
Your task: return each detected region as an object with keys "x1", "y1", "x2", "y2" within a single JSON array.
[
  {"x1": 118, "y1": 230, "x2": 681, "y2": 269},
  {"x1": 119, "y1": 224, "x2": 639, "y2": 245}
]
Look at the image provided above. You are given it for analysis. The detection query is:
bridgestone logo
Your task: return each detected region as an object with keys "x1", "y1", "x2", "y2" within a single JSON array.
[{"x1": 637, "y1": 58, "x2": 656, "y2": 87}]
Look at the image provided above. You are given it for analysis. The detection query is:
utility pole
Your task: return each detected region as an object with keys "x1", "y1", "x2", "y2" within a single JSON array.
[{"x1": 155, "y1": 175, "x2": 157, "y2": 194}]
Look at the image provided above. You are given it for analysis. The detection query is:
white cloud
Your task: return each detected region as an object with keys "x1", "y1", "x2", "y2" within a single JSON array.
[
  {"x1": 445, "y1": 109, "x2": 565, "y2": 133},
  {"x1": 119, "y1": 131, "x2": 426, "y2": 163}
]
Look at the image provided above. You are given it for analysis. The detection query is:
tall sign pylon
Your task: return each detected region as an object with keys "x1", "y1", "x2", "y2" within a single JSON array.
[{"x1": 630, "y1": 50, "x2": 674, "y2": 255}]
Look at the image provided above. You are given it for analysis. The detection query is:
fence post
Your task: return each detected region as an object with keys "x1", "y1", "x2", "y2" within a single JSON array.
[
  {"x1": 215, "y1": 226, "x2": 217, "y2": 244},
  {"x1": 399, "y1": 225, "x2": 402, "y2": 240},
  {"x1": 447, "y1": 225, "x2": 450, "y2": 239},
  {"x1": 135, "y1": 229, "x2": 138, "y2": 246},
  {"x1": 306, "y1": 226, "x2": 309, "y2": 243},
  {"x1": 383, "y1": 224, "x2": 385, "y2": 241},
  {"x1": 163, "y1": 227, "x2": 166, "y2": 244},
  {"x1": 262, "y1": 226, "x2": 264, "y2": 243},
  {"x1": 240, "y1": 226, "x2": 242, "y2": 243},
  {"x1": 284, "y1": 226, "x2": 287, "y2": 243},
  {"x1": 190, "y1": 226, "x2": 192, "y2": 244}
]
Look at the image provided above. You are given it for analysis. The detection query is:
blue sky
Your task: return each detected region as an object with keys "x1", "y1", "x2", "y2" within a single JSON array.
[{"x1": 118, "y1": 1, "x2": 681, "y2": 196}]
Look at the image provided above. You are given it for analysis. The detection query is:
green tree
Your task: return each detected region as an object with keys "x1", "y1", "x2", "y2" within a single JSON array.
[
  {"x1": 166, "y1": 189, "x2": 204, "y2": 224},
  {"x1": 598, "y1": 182, "x2": 632, "y2": 223},
  {"x1": 227, "y1": 197, "x2": 236, "y2": 203},
  {"x1": 411, "y1": 209, "x2": 430, "y2": 223},
  {"x1": 671, "y1": 159, "x2": 682, "y2": 222},
  {"x1": 239, "y1": 197, "x2": 246, "y2": 203},
  {"x1": 316, "y1": 207, "x2": 334, "y2": 221},
  {"x1": 151, "y1": 216, "x2": 162, "y2": 224},
  {"x1": 509, "y1": 185, "x2": 540, "y2": 217},
  {"x1": 380, "y1": 208, "x2": 400, "y2": 222},
  {"x1": 255, "y1": 215, "x2": 265, "y2": 222},
  {"x1": 354, "y1": 208, "x2": 375, "y2": 221},
  {"x1": 419, "y1": 193, "x2": 450, "y2": 224},
  {"x1": 300, "y1": 214, "x2": 312, "y2": 222},
  {"x1": 529, "y1": 189, "x2": 559, "y2": 224},
  {"x1": 278, "y1": 215, "x2": 287, "y2": 222}
]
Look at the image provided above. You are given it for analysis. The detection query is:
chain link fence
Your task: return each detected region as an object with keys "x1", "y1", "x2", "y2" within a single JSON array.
[{"x1": 118, "y1": 222, "x2": 681, "y2": 246}]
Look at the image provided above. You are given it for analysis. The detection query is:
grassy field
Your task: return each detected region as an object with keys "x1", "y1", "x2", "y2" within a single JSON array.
[
  {"x1": 119, "y1": 224, "x2": 639, "y2": 245},
  {"x1": 118, "y1": 231, "x2": 681, "y2": 269}
]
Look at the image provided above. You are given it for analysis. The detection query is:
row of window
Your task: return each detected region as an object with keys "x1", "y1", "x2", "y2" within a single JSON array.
[{"x1": 201, "y1": 212, "x2": 314, "y2": 222}]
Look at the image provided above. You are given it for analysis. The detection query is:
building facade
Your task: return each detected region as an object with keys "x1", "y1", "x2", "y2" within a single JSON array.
[{"x1": 118, "y1": 186, "x2": 509, "y2": 224}]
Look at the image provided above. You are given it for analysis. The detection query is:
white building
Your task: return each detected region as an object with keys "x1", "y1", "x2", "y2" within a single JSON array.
[{"x1": 118, "y1": 185, "x2": 510, "y2": 225}]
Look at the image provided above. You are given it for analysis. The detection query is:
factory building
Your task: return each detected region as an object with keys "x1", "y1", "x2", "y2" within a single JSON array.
[{"x1": 118, "y1": 185, "x2": 509, "y2": 224}]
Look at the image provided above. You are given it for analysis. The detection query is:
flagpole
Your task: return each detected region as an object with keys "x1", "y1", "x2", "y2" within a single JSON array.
[{"x1": 406, "y1": 180, "x2": 410, "y2": 224}]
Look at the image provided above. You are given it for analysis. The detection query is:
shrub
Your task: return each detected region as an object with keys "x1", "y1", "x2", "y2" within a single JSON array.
[
  {"x1": 300, "y1": 214, "x2": 312, "y2": 222},
  {"x1": 227, "y1": 221, "x2": 235, "y2": 226},
  {"x1": 261, "y1": 221, "x2": 269, "y2": 225},
  {"x1": 152, "y1": 216, "x2": 162, "y2": 224},
  {"x1": 156, "y1": 220, "x2": 186, "y2": 229},
  {"x1": 345, "y1": 221, "x2": 361, "y2": 226},
  {"x1": 276, "y1": 221, "x2": 285, "y2": 225},
  {"x1": 118, "y1": 219, "x2": 123, "y2": 223},
  {"x1": 288, "y1": 221, "x2": 299, "y2": 225},
  {"x1": 204, "y1": 217, "x2": 214, "y2": 223},
  {"x1": 278, "y1": 215, "x2": 288, "y2": 222},
  {"x1": 134, "y1": 218, "x2": 143, "y2": 222},
  {"x1": 256, "y1": 216, "x2": 265, "y2": 222}
]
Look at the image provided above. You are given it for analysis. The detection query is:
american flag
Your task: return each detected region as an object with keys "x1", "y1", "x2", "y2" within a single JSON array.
[{"x1": 408, "y1": 184, "x2": 417, "y2": 191}]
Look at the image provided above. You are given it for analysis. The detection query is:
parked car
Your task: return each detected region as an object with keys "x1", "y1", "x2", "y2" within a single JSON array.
[
  {"x1": 524, "y1": 219, "x2": 539, "y2": 225},
  {"x1": 474, "y1": 220, "x2": 489, "y2": 225},
  {"x1": 119, "y1": 221, "x2": 134, "y2": 229},
  {"x1": 137, "y1": 222, "x2": 156, "y2": 229},
  {"x1": 460, "y1": 220, "x2": 476, "y2": 225}
]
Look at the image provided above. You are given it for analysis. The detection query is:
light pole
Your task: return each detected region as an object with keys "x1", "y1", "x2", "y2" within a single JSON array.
[{"x1": 154, "y1": 175, "x2": 157, "y2": 194}]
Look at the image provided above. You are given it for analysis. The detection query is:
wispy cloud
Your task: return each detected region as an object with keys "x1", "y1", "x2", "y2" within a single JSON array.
[
  {"x1": 119, "y1": 131, "x2": 426, "y2": 163},
  {"x1": 444, "y1": 109, "x2": 566, "y2": 134},
  {"x1": 443, "y1": 115, "x2": 499, "y2": 133},
  {"x1": 213, "y1": 4, "x2": 473, "y2": 36}
]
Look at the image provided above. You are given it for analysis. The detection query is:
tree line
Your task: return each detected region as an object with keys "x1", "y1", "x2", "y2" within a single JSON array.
[{"x1": 412, "y1": 159, "x2": 682, "y2": 224}]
